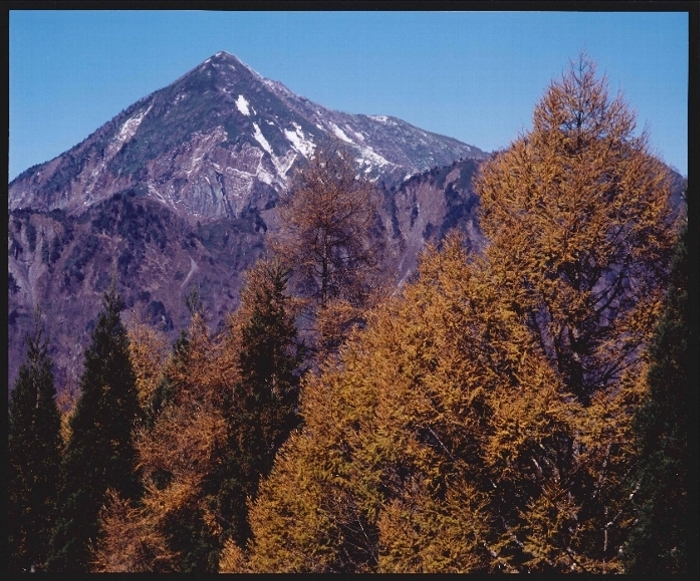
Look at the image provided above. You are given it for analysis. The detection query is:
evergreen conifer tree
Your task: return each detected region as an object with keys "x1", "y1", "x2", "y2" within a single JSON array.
[
  {"x1": 623, "y1": 224, "x2": 688, "y2": 573},
  {"x1": 218, "y1": 258, "x2": 305, "y2": 549},
  {"x1": 8, "y1": 310, "x2": 62, "y2": 572},
  {"x1": 46, "y1": 287, "x2": 142, "y2": 572},
  {"x1": 93, "y1": 296, "x2": 228, "y2": 573}
]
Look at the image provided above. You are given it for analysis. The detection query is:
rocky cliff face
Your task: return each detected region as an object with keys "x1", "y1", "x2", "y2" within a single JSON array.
[
  {"x1": 8, "y1": 198, "x2": 265, "y2": 392},
  {"x1": 380, "y1": 158, "x2": 486, "y2": 283}
]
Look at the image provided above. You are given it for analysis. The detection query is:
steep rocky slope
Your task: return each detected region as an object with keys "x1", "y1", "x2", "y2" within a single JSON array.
[{"x1": 8, "y1": 158, "x2": 484, "y2": 392}]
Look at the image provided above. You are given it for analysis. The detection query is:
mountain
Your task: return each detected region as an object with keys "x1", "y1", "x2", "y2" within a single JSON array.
[
  {"x1": 9, "y1": 51, "x2": 485, "y2": 219},
  {"x1": 8, "y1": 52, "x2": 488, "y2": 394}
]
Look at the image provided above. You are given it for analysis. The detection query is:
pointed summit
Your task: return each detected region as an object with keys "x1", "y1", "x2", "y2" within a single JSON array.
[
  {"x1": 9, "y1": 53, "x2": 486, "y2": 217},
  {"x1": 211, "y1": 50, "x2": 247, "y2": 66},
  {"x1": 207, "y1": 51, "x2": 267, "y2": 84},
  {"x1": 201, "y1": 51, "x2": 244, "y2": 69}
]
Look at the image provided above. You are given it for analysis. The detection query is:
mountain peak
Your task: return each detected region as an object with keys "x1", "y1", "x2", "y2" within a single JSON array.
[
  {"x1": 206, "y1": 51, "x2": 244, "y2": 67},
  {"x1": 7, "y1": 54, "x2": 491, "y2": 391},
  {"x1": 9, "y1": 53, "x2": 486, "y2": 217},
  {"x1": 182, "y1": 51, "x2": 266, "y2": 91},
  {"x1": 200, "y1": 51, "x2": 255, "y2": 72}
]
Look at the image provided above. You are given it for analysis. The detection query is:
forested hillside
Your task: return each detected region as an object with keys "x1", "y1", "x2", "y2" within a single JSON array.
[{"x1": 8, "y1": 56, "x2": 689, "y2": 574}]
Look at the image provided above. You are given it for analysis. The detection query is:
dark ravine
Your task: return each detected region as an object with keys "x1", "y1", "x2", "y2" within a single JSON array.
[{"x1": 8, "y1": 52, "x2": 488, "y2": 394}]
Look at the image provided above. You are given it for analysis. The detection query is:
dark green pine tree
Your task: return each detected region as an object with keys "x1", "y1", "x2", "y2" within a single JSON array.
[
  {"x1": 8, "y1": 310, "x2": 62, "y2": 572},
  {"x1": 623, "y1": 224, "x2": 688, "y2": 574},
  {"x1": 217, "y1": 258, "x2": 306, "y2": 549},
  {"x1": 45, "y1": 287, "x2": 142, "y2": 572}
]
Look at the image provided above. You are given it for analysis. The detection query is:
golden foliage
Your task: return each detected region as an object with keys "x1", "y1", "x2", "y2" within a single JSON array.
[
  {"x1": 245, "y1": 212, "x2": 653, "y2": 572},
  {"x1": 245, "y1": 431, "x2": 346, "y2": 572},
  {"x1": 136, "y1": 397, "x2": 226, "y2": 486},
  {"x1": 96, "y1": 309, "x2": 239, "y2": 571},
  {"x1": 55, "y1": 381, "x2": 79, "y2": 449},
  {"x1": 218, "y1": 537, "x2": 249, "y2": 573},
  {"x1": 474, "y1": 55, "x2": 675, "y2": 405},
  {"x1": 127, "y1": 322, "x2": 169, "y2": 409},
  {"x1": 377, "y1": 476, "x2": 492, "y2": 573},
  {"x1": 92, "y1": 489, "x2": 177, "y2": 573},
  {"x1": 313, "y1": 279, "x2": 392, "y2": 362},
  {"x1": 271, "y1": 143, "x2": 383, "y2": 310},
  {"x1": 135, "y1": 309, "x2": 231, "y2": 486},
  {"x1": 101, "y1": 56, "x2": 673, "y2": 573},
  {"x1": 245, "y1": 234, "x2": 508, "y2": 571}
]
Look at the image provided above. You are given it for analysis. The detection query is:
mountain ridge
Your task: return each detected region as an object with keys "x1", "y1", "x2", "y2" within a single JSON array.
[{"x1": 9, "y1": 51, "x2": 486, "y2": 220}]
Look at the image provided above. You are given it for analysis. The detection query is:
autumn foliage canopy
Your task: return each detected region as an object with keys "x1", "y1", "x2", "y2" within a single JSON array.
[{"x1": 9, "y1": 56, "x2": 686, "y2": 574}]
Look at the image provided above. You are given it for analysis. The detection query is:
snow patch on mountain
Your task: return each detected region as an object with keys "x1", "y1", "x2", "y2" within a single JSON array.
[
  {"x1": 284, "y1": 123, "x2": 316, "y2": 158},
  {"x1": 256, "y1": 164, "x2": 276, "y2": 185},
  {"x1": 114, "y1": 102, "x2": 153, "y2": 149},
  {"x1": 273, "y1": 150, "x2": 298, "y2": 179},
  {"x1": 330, "y1": 123, "x2": 354, "y2": 144},
  {"x1": 352, "y1": 129, "x2": 366, "y2": 142},
  {"x1": 253, "y1": 122, "x2": 297, "y2": 178},
  {"x1": 235, "y1": 95, "x2": 251, "y2": 116},
  {"x1": 252, "y1": 123, "x2": 273, "y2": 155},
  {"x1": 355, "y1": 144, "x2": 393, "y2": 169},
  {"x1": 77, "y1": 102, "x2": 156, "y2": 200}
]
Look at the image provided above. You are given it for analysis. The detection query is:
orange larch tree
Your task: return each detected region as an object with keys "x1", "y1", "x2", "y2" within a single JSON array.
[
  {"x1": 230, "y1": 56, "x2": 679, "y2": 574},
  {"x1": 474, "y1": 54, "x2": 676, "y2": 405}
]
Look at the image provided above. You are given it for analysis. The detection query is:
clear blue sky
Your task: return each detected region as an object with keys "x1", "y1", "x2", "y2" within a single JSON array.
[{"x1": 9, "y1": 10, "x2": 689, "y2": 181}]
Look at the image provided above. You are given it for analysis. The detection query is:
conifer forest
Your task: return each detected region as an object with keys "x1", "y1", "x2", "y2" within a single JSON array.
[{"x1": 8, "y1": 57, "x2": 690, "y2": 573}]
